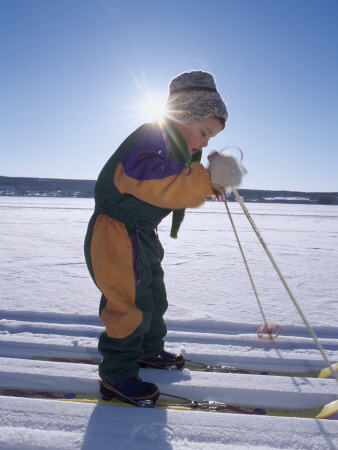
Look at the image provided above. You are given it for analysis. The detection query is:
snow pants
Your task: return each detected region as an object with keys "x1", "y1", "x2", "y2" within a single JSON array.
[{"x1": 84, "y1": 212, "x2": 168, "y2": 381}]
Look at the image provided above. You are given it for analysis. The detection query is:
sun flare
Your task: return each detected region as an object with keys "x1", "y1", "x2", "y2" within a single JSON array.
[{"x1": 143, "y1": 94, "x2": 167, "y2": 124}]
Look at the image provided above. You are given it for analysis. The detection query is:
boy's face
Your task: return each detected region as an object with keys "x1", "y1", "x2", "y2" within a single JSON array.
[{"x1": 175, "y1": 117, "x2": 224, "y2": 156}]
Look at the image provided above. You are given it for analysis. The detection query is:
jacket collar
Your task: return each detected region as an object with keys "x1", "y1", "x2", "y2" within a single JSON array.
[{"x1": 160, "y1": 120, "x2": 191, "y2": 165}]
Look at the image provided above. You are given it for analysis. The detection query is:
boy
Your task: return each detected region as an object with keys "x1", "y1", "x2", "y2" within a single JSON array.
[{"x1": 84, "y1": 71, "x2": 243, "y2": 406}]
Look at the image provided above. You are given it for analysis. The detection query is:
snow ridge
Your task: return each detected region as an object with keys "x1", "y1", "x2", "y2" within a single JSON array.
[{"x1": 1, "y1": 314, "x2": 337, "y2": 406}]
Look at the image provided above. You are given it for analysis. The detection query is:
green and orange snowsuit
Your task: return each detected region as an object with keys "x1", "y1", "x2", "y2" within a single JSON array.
[{"x1": 84, "y1": 120, "x2": 213, "y2": 380}]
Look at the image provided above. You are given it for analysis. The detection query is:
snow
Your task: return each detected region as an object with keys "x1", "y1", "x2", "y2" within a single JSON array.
[{"x1": 0, "y1": 197, "x2": 337, "y2": 449}]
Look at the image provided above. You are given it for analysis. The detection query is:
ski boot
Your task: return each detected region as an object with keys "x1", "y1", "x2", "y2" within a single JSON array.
[
  {"x1": 139, "y1": 350, "x2": 185, "y2": 370},
  {"x1": 100, "y1": 377, "x2": 159, "y2": 407}
]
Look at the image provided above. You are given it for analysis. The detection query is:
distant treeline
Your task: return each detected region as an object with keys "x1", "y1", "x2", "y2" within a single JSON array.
[
  {"x1": 0, "y1": 175, "x2": 337, "y2": 205},
  {"x1": 0, "y1": 176, "x2": 95, "y2": 198}
]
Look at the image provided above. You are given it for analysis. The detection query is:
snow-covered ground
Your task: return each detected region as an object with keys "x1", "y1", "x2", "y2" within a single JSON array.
[{"x1": 0, "y1": 197, "x2": 337, "y2": 449}]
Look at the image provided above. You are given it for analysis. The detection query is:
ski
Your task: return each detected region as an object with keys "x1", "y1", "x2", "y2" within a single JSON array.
[
  {"x1": 1, "y1": 387, "x2": 337, "y2": 419},
  {"x1": 31, "y1": 356, "x2": 338, "y2": 379}
]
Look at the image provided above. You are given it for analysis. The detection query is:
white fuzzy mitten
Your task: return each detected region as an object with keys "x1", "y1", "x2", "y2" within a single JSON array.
[{"x1": 208, "y1": 152, "x2": 246, "y2": 190}]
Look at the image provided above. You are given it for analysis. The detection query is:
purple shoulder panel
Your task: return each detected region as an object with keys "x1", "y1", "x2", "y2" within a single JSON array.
[{"x1": 120, "y1": 125, "x2": 187, "y2": 181}]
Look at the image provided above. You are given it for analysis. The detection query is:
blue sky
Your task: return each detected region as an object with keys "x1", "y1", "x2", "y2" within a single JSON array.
[{"x1": 1, "y1": 0, "x2": 337, "y2": 191}]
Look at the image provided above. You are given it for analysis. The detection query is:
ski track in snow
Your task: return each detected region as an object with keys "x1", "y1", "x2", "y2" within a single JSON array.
[{"x1": 1, "y1": 198, "x2": 338, "y2": 449}]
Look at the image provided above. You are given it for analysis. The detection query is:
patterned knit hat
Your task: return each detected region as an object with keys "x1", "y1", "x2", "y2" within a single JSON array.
[{"x1": 166, "y1": 71, "x2": 228, "y2": 124}]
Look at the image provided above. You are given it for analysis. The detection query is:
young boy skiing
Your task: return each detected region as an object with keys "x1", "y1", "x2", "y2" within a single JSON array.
[{"x1": 84, "y1": 70, "x2": 244, "y2": 406}]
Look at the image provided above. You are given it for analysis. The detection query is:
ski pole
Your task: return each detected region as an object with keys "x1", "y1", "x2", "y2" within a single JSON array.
[{"x1": 230, "y1": 187, "x2": 338, "y2": 384}]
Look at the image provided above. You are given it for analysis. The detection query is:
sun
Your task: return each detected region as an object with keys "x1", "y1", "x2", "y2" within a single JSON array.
[{"x1": 143, "y1": 93, "x2": 167, "y2": 124}]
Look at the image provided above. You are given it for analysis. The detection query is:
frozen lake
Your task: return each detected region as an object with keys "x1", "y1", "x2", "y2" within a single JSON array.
[{"x1": 1, "y1": 197, "x2": 337, "y2": 327}]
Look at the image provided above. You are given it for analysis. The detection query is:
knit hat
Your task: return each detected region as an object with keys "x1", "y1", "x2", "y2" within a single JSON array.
[{"x1": 166, "y1": 71, "x2": 228, "y2": 124}]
